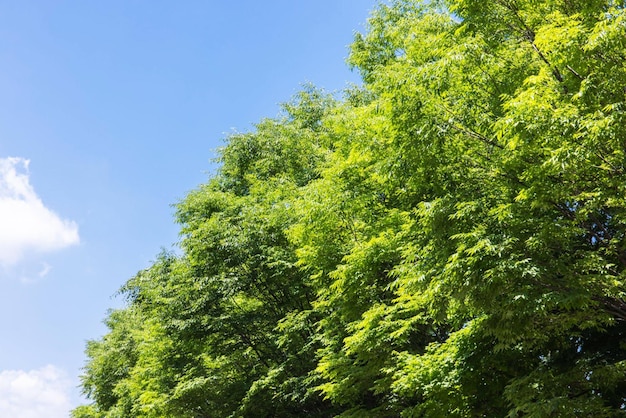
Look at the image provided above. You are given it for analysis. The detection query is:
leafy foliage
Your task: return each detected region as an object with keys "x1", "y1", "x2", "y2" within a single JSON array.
[{"x1": 75, "y1": 1, "x2": 626, "y2": 416}]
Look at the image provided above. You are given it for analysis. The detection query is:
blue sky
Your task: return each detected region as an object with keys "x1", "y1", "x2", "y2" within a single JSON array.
[{"x1": 0, "y1": 1, "x2": 378, "y2": 415}]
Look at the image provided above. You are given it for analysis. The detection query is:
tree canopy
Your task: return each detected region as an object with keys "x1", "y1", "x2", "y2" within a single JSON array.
[{"x1": 74, "y1": 0, "x2": 626, "y2": 416}]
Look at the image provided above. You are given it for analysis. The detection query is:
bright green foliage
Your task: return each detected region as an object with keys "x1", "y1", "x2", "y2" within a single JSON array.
[
  {"x1": 76, "y1": 89, "x2": 341, "y2": 418},
  {"x1": 76, "y1": 1, "x2": 626, "y2": 416}
]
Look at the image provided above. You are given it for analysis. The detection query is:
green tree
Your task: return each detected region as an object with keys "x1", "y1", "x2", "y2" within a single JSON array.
[
  {"x1": 76, "y1": 89, "x2": 342, "y2": 417},
  {"x1": 321, "y1": 0, "x2": 626, "y2": 415},
  {"x1": 76, "y1": 1, "x2": 626, "y2": 416}
]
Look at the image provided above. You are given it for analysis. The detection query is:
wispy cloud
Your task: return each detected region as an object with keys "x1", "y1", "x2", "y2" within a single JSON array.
[
  {"x1": 0, "y1": 157, "x2": 79, "y2": 267},
  {"x1": 0, "y1": 365, "x2": 72, "y2": 418},
  {"x1": 38, "y1": 263, "x2": 52, "y2": 279}
]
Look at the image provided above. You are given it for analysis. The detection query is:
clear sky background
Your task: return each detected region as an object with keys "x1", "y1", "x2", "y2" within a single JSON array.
[{"x1": 0, "y1": 1, "x2": 378, "y2": 415}]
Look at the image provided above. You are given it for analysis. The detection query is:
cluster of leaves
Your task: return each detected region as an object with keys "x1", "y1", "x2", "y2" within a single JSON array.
[{"x1": 74, "y1": 0, "x2": 626, "y2": 416}]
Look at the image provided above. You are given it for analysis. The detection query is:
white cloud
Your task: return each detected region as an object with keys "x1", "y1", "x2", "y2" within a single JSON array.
[
  {"x1": 0, "y1": 365, "x2": 73, "y2": 418},
  {"x1": 0, "y1": 157, "x2": 79, "y2": 266}
]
